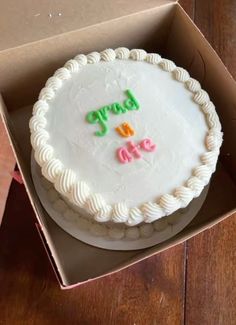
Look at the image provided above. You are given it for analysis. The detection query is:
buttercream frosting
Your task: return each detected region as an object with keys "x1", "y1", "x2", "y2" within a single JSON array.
[
  {"x1": 36, "y1": 172, "x2": 208, "y2": 241},
  {"x1": 30, "y1": 48, "x2": 223, "y2": 226}
]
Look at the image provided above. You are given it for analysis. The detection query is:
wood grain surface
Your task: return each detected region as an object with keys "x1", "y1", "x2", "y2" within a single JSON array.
[
  {"x1": 184, "y1": 1, "x2": 236, "y2": 324},
  {"x1": 0, "y1": 182, "x2": 186, "y2": 325},
  {"x1": 0, "y1": 1, "x2": 236, "y2": 324}
]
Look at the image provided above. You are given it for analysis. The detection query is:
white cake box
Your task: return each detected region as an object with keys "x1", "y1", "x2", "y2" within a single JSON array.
[{"x1": 0, "y1": 0, "x2": 236, "y2": 288}]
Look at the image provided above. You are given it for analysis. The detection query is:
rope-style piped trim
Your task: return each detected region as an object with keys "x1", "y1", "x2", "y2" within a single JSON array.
[
  {"x1": 42, "y1": 176, "x2": 181, "y2": 240},
  {"x1": 30, "y1": 48, "x2": 223, "y2": 226}
]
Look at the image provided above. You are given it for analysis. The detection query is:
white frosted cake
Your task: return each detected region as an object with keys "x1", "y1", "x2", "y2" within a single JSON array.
[{"x1": 29, "y1": 48, "x2": 222, "y2": 239}]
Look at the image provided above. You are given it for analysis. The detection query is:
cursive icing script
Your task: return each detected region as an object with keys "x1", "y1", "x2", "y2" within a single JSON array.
[
  {"x1": 117, "y1": 138, "x2": 156, "y2": 164},
  {"x1": 86, "y1": 89, "x2": 139, "y2": 136},
  {"x1": 116, "y1": 122, "x2": 135, "y2": 138}
]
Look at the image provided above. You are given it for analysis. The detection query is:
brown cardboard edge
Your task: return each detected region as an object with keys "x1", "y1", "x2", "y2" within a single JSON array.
[
  {"x1": 9, "y1": 102, "x2": 236, "y2": 287},
  {"x1": 0, "y1": 95, "x2": 43, "y2": 225},
  {"x1": 2, "y1": 48, "x2": 236, "y2": 289},
  {"x1": 0, "y1": 96, "x2": 77, "y2": 287},
  {"x1": 0, "y1": 1, "x2": 177, "y2": 55},
  {"x1": 35, "y1": 222, "x2": 131, "y2": 289},
  {"x1": 132, "y1": 209, "x2": 236, "y2": 262},
  {"x1": 64, "y1": 210, "x2": 236, "y2": 288},
  {"x1": 100, "y1": 210, "x2": 236, "y2": 278},
  {"x1": 0, "y1": 95, "x2": 68, "y2": 285},
  {"x1": 1, "y1": 84, "x2": 235, "y2": 289},
  {"x1": 35, "y1": 223, "x2": 65, "y2": 288},
  {"x1": 35, "y1": 201, "x2": 236, "y2": 289}
]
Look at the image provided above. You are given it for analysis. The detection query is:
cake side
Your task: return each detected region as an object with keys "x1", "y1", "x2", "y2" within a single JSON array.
[{"x1": 29, "y1": 48, "x2": 223, "y2": 226}]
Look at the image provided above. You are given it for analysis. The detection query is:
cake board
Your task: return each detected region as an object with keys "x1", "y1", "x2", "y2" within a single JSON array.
[{"x1": 31, "y1": 155, "x2": 209, "y2": 251}]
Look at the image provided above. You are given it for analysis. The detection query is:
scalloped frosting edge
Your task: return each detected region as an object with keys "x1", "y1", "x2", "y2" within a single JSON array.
[
  {"x1": 42, "y1": 175, "x2": 187, "y2": 240},
  {"x1": 29, "y1": 48, "x2": 223, "y2": 226}
]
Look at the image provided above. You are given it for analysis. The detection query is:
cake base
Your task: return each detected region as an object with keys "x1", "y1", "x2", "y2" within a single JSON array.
[{"x1": 31, "y1": 155, "x2": 209, "y2": 251}]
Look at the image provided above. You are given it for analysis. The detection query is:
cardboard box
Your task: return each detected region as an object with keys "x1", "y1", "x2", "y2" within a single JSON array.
[{"x1": 0, "y1": 0, "x2": 236, "y2": 288}]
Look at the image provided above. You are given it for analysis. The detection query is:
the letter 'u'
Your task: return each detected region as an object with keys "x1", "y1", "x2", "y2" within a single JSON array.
[{"x1": 116, "y1": 122, "x2": 135, "y2": 137}]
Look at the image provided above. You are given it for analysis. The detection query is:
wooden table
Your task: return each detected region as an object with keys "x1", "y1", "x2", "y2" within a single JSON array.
[{"x1": 1, "y1": 1, "x2": 236, "y2": 324}]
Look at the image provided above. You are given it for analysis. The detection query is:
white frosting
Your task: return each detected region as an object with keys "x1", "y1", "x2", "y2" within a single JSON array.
[
  {"x1": 38, "y1": 172, "x2": 203, "y2": 241},
  {"x1": 153, "y1": 219, "x2": 168, "y2": 232},
  {"x1": 85, "y1": 193, "x2": 106, "y2": 214},
  {"x1": 48, "y1": 188, "x2": 59, "y2": 202},
  {"x1": 108, "y1": 228, "x2": 125, "y2": 240},
  {"x1": 125, "y1": 227, "x2": 140, "y2": 240},
  {"x1": 30, "y1": 48, "x2": 222, "y2": 226},
  {"x1": 69, "y1": 181, "x2": 90, "y2": 207},
  {"x1": 63, "y1": 209, "x2": 78, "y2": 222},
  {"x1": 174, "y1": 186, "x2": 193, "y2": 208},
  {"x1": 42, "y1": 158, "x2": 63, "y2": 182},
  {"x1": 95, "y1": 205, "x2": 112, "y2": 222},
  {"x1": 45, "y1": 61, "x2": 207, "y2": 204},
  {"x1": 115, "y1": 47, "x2": 130, "y2": 60},
  {"x1": 112, "y1": 202, "x2": 129, "y2": 223},
  {"x1": 126, "y1": 207, "x2": 144, "y2": 226},
  {"x1": 53, "y1": 199, "x2": 67, "y2": 213},
  {"x1": 90, "y1": 224, "x2": 108, "y2": 237},
  {"x1": 140, "y1": 224, "x2": 154, "y2": 238},
  {"x1": 54, "y1": 169, "x2": 76, "y2": 195},
  {"x1": 32, "y1": 100, "x2": 49, "y2": 116},
  {"x1": 142, "y1": 202, "x2": 164, "y2": 223},
  {"x1": 76, "y1": 217, "x2": 90, "y2": 230}
]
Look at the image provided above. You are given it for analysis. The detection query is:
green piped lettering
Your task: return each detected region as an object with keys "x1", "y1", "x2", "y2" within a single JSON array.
[
  {"x1": 86, "y1": 110, "x2": 109, "y2": 136},
  {"x1": 111, "y1": 102, "x2": 126, "y2": 114},
  {"x1": 86, "y1": 89, "x2": 139, "y2": 136},
  {"x1": 124, "y1": 89, "x2": 140, "y2": 110}
]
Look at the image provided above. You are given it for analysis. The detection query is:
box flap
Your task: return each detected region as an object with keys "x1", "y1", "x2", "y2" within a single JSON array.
[{"x1": 0, "y1": 0, "x2": 176, "y2": 51}]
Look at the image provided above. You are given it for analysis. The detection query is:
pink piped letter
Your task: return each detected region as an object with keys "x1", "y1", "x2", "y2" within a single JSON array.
[
  {"x1": 127, "y1": 141, "x2": 142, "y2": 159},
  {"x1": 117, "y1": 147, "x2": 133, "y2": 164},
  {"x1": 140, "y1": 138, "x2": 156, "y2": 152}
]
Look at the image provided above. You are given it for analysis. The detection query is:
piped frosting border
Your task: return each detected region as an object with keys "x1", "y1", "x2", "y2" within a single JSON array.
[{"x1": 29, "y1": 48, "x2": 223, "y2": 226}]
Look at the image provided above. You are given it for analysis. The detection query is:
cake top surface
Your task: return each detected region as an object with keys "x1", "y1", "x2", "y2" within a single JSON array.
[{"x1": 30, "y1": 48, "x2": 222, "y2": 226}]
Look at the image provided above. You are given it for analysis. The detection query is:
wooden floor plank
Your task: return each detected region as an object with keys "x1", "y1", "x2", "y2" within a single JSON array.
[
  {"x1": 0, "y1": 182, "x2": 186, "y2": 325},
  {"x1": 185, "y1": 214, "x2": 236, "y2": 325},
  {"x1": 186, "y1": 1, "x2": 236, "y2": 324},
  {"x1": 180, "y1": 0, "x2": 195, "y2": 19},
  {"x1": 194, "y1": 0, "x2": 236, "y2": 79}
]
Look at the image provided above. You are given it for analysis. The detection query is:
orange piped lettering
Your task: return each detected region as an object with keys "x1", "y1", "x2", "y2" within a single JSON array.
[{"x1": 115, "y1": 122, "x2": 135, "y2": 138}]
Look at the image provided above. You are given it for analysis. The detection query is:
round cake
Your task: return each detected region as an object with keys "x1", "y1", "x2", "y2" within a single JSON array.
[{"x1": 29, "y1": 48, "x2": 223, "y2": 232}]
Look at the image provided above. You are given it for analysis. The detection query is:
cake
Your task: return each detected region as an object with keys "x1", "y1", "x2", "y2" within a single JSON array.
[{"x1": 29, "y1": 48, "x2": 223, "y2": 238}]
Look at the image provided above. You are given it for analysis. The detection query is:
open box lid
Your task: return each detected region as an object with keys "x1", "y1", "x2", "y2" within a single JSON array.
[{"x1": 0, "y1": 0, "x2": 177, "y2": 51}]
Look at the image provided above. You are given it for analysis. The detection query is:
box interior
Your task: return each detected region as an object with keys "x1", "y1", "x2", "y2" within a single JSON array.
[
  {"x1": 1, "y1": 2, "x2": 236, "y2": 286},
  {"x1": 0, "y1": 0, "x2": 176, "y2": 51}
]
